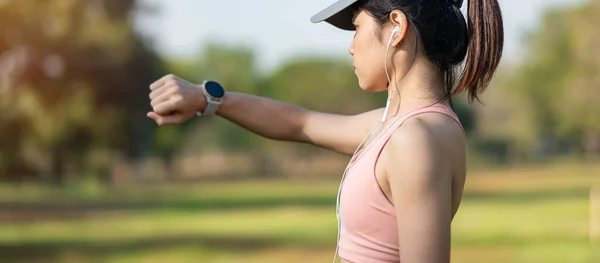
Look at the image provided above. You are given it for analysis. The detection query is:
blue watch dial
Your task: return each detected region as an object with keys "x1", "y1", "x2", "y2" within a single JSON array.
[{"x1": 205, "y1": 81, "x2": 225, "y2": 98}]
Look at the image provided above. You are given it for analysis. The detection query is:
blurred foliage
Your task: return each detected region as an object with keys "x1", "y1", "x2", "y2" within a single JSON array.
[
  {"x1": 474, "y1": 0, "x2": 600, "y2": 163},
  {"x1": 1, "y1": 0, "x2": 598, "y2": 183},
  {"x1": 0, "y1": 0, "x2": 164, "y2": 183},
  {"x1": 266, "y1": 58, "x2": 378, "y2": 113}
]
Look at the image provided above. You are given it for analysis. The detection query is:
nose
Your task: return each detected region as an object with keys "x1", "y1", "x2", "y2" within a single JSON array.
[{"x1": 348, "y1": 38, "x2": 355, "y2": 56}]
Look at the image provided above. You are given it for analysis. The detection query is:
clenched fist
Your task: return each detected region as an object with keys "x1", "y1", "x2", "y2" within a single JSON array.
[{"x1": 147, "y1": 74, "x2": 205, "y2": 126}]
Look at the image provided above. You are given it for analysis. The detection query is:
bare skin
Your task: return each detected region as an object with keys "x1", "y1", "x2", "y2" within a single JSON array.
[{"x1": 148, "y1": 9, "x2": 466, "y2": 263}]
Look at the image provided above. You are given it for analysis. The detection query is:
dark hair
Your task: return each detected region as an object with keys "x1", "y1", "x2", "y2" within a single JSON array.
[{"x1": 354, "y1": 0, "x2": 504, "y2": 103}]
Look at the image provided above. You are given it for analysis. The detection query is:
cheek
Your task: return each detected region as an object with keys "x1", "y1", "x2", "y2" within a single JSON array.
[
  {"x1": 364, "y1": 46, "x2": 384, "y2": 67},
  {"x1": 357, "y1": 52, "x2": 387, "y2": 89},
  {"x1": 352, "y1": 32, "x2": 389, "y2": 91}
]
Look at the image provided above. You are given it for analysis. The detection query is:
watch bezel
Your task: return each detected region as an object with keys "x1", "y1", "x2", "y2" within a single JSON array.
[{"x1": 203, "y1": 80, "x2": 225, "y2": 100}]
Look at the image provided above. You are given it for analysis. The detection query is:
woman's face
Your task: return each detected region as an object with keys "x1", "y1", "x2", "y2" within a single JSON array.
[{"x1": 349, "y1": 10, "x2": 393, "y2": 93}]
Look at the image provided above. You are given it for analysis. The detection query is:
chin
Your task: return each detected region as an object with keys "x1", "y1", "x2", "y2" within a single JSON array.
[
  {"x1": 356, "y1": 76, "x2": 371, "y2": 91},
  {"x1": 357, "y1": 79, "x2": 386, "y2": 93},
  {"x1": 356, "y1": 71, "x2": 387, "y2": 92},
  {"x1": 357, "y1": 80, "x2": 370, "y2": 92}
]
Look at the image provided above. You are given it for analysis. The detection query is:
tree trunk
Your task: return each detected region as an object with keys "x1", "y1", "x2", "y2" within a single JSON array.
[
  {"x1": 163, "y1": 150, "x2": 178, "y2": 181},
  {"x1": 584, "y1": 130, "x2": 600, "y2": 159},
  {"x1": 50, "y1": 147, "x2": 65, "y2": 185}
]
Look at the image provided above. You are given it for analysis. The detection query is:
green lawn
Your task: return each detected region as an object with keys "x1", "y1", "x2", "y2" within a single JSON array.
[{"x1": 1, "y1": 162, "x2": 599, "y2": 263}]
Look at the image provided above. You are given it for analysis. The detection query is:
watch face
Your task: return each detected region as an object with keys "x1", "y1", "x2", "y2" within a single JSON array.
[{"x1": 205, "y1": 81, "x2": 225, "y2": 98}]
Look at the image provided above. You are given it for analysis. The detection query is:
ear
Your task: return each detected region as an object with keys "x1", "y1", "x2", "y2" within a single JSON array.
[{"x1": 388, "y1": 10, "x2": 409, "y2": 47}]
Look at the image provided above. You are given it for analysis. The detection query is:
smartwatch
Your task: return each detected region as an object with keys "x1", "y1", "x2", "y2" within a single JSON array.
[{"x1": 197, "y1": 80, "x2": 225, "y2": 117}]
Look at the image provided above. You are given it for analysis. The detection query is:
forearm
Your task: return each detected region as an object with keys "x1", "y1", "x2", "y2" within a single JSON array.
[{"x1": 216, "y1": 92, "x2": 309, "y2": 142}]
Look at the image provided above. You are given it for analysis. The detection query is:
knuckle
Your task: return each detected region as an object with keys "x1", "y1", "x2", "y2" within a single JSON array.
[
  {"x1": 170, "y1": 99, "x2": 181, "y2": 110},
  {"x1": 166, "y1": 99, "x2": 177, "y2": 108},
  {"x1": 174, "y1": 94, "x2": 184, "y2": 102},
  {"x1": 155, "y1": 104, "x2": 167, "y2": 112},
  {"x1": 167, "y1": 79, "x2": 177, "y2": 86}
]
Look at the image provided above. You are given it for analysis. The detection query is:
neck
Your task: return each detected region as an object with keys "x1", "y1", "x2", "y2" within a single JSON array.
[{"x1": 385, "y1": 56, "x2": 448, "y2": 120}]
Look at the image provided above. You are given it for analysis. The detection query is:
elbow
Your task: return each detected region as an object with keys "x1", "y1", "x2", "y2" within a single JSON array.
[
  {"x1": 292, "y1": 110, "x2": 311, "y2": 143},
  {"x1": 263, "y1": 121, "x2": 306, "y2": 143},
  {"x1": 257, "y1": 107, "x2": 311, "y2": 143}
]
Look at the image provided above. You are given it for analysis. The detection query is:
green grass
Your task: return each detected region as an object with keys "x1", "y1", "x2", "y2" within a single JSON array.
[{"x1": 1, "y1": 162, "x2": 599, "y2": 263}]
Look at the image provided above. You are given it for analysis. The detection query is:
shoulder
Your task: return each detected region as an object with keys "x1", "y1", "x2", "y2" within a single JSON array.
[
  {"x1": 381, "y1": 112, "x2": 465, "y2": 179},
  {"x1": 387, "y1": 111, "x2": 465, "y2": 154}
]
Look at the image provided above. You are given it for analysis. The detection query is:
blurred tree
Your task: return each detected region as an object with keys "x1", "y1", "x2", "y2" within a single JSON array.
[
  {"x1": 0, "y1": 0, "x2": 164, "y2": 183},
  {"x1": 510, "y1": 0, "x2": 600, "y2": 159},
  {"x1": 472, "y1": 66, "x2": 538, "y2": 163},
  {"x1": 557, "y1": 0, "x2": 600, "y2": 158},
  {"x1": 266, "y1": 58, "x2": 378, "y2": 114}
]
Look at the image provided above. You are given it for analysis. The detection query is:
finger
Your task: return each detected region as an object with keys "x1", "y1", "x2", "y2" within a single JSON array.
[
  {"x1": 150, "y1": 74, "x2": 176, "y2": 91},
  {"x1": 150, "y1": 84, "x2": 175, "y2": 101},
  {"x1": 148, "y1": 112, "x2": 185, "y2": 126},
  {"x1": 150, "y1": 90, "x2": 174, "y2": 107},
  {"x1": 152, "y1": 99, "x2": 178, "y2": 115},
  {"x1": 147, "y1": 111, "x2": 160, "y2": 122}
]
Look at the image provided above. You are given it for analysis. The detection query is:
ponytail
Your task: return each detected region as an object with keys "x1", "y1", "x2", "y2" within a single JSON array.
[{"x1": 454, "y1": 0, "x2": 504, "y2": 103}]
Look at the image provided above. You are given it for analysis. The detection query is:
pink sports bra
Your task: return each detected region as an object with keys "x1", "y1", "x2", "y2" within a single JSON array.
[{"x1": 337, "y1": 103, "x2": 464, "y2": 263}]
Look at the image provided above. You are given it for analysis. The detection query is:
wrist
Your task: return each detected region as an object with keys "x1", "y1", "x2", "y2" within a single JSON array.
[
  {"x1": 195, "y1": 84, "x2": 207, "y2": 113},
  {"x1": 215, "y1": 92, "x2": 235, "y2": 116}
]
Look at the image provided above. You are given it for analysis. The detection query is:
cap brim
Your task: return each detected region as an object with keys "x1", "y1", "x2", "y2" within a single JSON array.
[{"x1": 310, "y1": 0, "x2": 359, "y2": 31}]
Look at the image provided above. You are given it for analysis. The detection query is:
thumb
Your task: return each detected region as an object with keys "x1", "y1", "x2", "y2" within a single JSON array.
[{"x1": 147, "y1": 112, "x2": 185, "y2": 126}]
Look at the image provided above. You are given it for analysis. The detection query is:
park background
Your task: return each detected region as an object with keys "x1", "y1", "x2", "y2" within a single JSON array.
[{"x1": 1, "y1": 0, "x2": 599, "y2": 262}]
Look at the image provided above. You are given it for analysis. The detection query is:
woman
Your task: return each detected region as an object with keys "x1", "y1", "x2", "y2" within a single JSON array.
[{"x1": 147, "y1": 0, "x2": 503, "y2": 262}]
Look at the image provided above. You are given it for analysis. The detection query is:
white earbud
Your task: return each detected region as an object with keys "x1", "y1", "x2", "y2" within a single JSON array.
[
  {"x1": 386, "y1": 26, "x2": 401, "y2": 49},
  {"x1": 391, "y1": 25, "x2": 400, "y2": 38}
]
